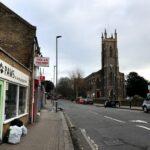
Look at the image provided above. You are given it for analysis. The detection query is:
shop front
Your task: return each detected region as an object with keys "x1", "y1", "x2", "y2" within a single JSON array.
[{"x1": 0, "y1": 57, "x2": 29, "y2": 141}]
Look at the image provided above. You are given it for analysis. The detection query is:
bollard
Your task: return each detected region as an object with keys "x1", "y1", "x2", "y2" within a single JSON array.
[{"x1": 55, "y1": 101, "x2": 58, "y2": 112}]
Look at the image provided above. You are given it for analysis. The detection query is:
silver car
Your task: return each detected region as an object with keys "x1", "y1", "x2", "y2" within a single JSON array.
[{"x1": 142, "y1": 95, "x2": 150, "y2": 113}]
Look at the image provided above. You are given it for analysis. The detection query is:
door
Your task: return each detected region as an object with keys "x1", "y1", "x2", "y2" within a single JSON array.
[{"x1": 0, "y1": 80, "x2": 4, "y2": 141}]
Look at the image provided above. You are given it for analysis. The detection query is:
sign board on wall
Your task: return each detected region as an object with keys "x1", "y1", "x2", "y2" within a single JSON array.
[
  {"x1": 0, "y1": 59, "x2": 29, "y2": 86},
  {"x1": 40, "y1": 75, "x2": 45, "y2": 81},
  {"x1": 34, "y1": 57, "x2": 49, "y2": 67}
]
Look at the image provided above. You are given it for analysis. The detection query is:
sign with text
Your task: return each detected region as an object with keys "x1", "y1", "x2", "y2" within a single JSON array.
[
  {"x1": 40, "y1": 75, "x2": 45, "y2": 81},
  {"x1": 0, "y1": 59, "x2": 29, "y2": 86},
  {"x1": 34, "y1": 57, "x2": 49, "y2": 67}
]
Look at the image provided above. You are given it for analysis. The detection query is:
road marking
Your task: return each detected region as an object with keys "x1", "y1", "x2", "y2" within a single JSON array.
[
  {"x1": 130, "y1": 120, "x2": 148, "y2": 124},
  {"x1": 80, "y1": 128, "x2": 99, "y2": 150},
  {"x1": 136, "y1": 125, "x2": 150, "y2": 131},
  {"x1": 64, "y1": 113, "x2": 75, "y2": 129},
  {"x1": 104, "y1": 116, "x2": 125, "y2": 123}
]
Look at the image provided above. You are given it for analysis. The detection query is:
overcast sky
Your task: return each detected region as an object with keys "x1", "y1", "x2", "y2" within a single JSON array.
[{"x1": 1, "y1": 0, "x2": 150, "y2": 81}]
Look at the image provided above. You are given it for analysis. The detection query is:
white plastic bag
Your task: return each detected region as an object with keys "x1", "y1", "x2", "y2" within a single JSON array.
[
  {"x1": 8, "y1": 126, "x2": 22, "y2": 144},
  {"x1": 21, "y1": 125, "x2": 27, "y2": 135}
]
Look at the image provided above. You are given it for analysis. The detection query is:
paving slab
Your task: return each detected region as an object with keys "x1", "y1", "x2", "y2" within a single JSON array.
[{"x1": 0, "y1": 101, "x2": 74, "y2": 150}]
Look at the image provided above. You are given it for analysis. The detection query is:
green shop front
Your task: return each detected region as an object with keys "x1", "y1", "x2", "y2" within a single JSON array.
[{"x1": 0, "y1": 58, "x2": 29, "y2": 141}]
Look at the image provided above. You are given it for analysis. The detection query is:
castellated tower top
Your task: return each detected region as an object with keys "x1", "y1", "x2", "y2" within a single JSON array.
[{"x1": 101, "y1": 29, "x2": 117, "y2": 40}]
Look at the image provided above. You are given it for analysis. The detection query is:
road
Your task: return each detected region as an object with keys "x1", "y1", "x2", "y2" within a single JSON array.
[{"x1": 58, "y1": 100, "x2": 150, "y2": 150}]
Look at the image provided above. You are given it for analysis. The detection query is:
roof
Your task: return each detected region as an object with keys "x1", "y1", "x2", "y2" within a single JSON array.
[
  {"x1": 0, "y1": 2, "x2": 36, "y2": 30},
  {"x1": 85, "y1": 69, "x2": 102, "y2": 79}
]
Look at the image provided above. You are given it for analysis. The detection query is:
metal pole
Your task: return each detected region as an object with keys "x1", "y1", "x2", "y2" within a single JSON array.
[
  {"x1": 53, "y1": 65, "x2": 56, "y2": 86},
  {"x1": 55, "y1": 101, "x2": 58, "y2": 112},
  {"x1": 55, "y1": 36, "x2": 61, "y2": 113},
  {"x1": 56, "y1": 37, "x2": 58, "y2": 88},
  {"x1": 56, "y1": 36, "x2": 62, "y2": 90}
]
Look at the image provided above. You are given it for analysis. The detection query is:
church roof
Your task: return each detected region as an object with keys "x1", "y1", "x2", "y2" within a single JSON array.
[{"x1": 85, "y1": 69, "x2": 102, "y2": 79}]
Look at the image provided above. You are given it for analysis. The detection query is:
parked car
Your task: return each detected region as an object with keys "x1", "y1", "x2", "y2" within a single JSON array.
[
  {"x1": 84, "y1": 98, "x2": 93, "y2": 104},
  {"x1": 76, "y1": 97, "x2": 85, "y2": 104},
  {"x1": 104, "y1": 100, "x2": 120, "y2": 108},
  {"x1": 142, "y1": 96, "x2": 150, "y2": 113}
]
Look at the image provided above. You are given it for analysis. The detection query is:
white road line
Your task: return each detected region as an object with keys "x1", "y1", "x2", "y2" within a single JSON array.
[
  {"x1": 130, "y1": 120, "x2": 148, "y2": 124},
  {"x1": 64, "y1": 113, "x2": 75, "y2": 128},
  {"x1": 80, "y1": 128, "x2": 99, "y2": 150},
  {"x1": 136, "y1": 125, "x2": 150, "y2": 131},
  {"x1": 104, "y1": 116, "x2": 126, "y2": 123}
]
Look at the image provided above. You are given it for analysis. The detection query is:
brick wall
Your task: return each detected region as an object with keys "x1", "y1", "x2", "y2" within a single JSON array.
[{"x1": 0, "y1": 3, "x2": 36, "y2": 69}]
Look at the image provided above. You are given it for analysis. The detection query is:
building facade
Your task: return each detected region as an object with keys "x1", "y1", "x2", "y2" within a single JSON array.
[
  {"x1": 85, "y1": 30, "x2": 125, "y2": 101},
  {"x1": 0, "y1": 2, "x2": 42, "y2": 141},
  {"x1": 0, "y1": 48, "x2": 31, "y2": 141}
]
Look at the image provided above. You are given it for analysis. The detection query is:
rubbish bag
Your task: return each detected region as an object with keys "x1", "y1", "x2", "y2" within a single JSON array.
[
  {"x1": 10, "y1": 119, "x2": 23, "y2": 127},
  {"x1": 8, "y1": 126, "x2": 22, "y2": 144},
  {"x1": 21, "y1": 125, "x2": 27, "y2": 135}
]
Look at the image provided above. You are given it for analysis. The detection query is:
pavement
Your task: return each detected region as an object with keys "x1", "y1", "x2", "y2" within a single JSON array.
[
  {"x1": 94, "y1": 103, "x2": 142, "y2": 111},
  {"x1": 0, "y1": 100, "x2": 74, "y2": 150}
]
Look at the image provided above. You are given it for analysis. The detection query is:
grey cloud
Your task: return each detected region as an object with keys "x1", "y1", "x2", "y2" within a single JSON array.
[{"x1": 1, "y1": 0, "x2": 150, "y2": 80}]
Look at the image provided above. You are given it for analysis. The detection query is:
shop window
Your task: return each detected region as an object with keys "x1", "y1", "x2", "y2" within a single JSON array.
[
  {"x1": 5, "y1": 82, "x2": 27, "y2": 121},
  {"x1": 5, "y1": 83, "x2": 17, "y2": 120},
  {"x1": 19, "y1": 86, "x2": 26, "y2": 115}
]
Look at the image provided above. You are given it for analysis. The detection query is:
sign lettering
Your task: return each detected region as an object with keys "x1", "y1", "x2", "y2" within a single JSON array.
[{"x1": 0, "y1": 60, "x2": 29, "y2": 86}]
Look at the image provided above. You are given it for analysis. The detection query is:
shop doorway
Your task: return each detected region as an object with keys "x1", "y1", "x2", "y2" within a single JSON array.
[{"x1": 0, "y1": 80, "x2": 4, "y2": 141}]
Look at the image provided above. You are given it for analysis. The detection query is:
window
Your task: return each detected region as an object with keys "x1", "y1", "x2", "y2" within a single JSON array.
[
  {"x1": 5, "y1": 83, "x2": 17, "y2": 120},
  {"x1": 110, "y1": 46, "x2": 113, "y2": 57},
  {"x1": 5, "y1": 82, "x2": 27, "y2": 120},
  {"x1": 19, "y1": 86, "x2": 26, "y2": 115}
]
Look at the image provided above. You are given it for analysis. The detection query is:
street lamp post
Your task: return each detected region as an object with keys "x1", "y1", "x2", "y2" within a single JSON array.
[
  {"x1": 56, "y1": 35, "x2": 62, "y2": 91},
  {"x1": 55, "y1": 36, "x2": 62, "y2": 112},
  {"x1": 53, "y1": 65, "x2": 56, "y2": 85}
]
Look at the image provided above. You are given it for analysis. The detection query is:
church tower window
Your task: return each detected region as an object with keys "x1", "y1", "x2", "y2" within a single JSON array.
[{"x1": 110, "y1": 46, "x2": 113, "y2": 57}]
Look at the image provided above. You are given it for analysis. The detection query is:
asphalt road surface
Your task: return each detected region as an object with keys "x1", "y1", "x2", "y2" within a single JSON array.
[{"x1": 58, "y1": 100, "x2": 150, "y2": 150}]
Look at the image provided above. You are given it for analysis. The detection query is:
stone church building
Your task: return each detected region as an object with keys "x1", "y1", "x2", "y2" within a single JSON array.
[{"x1": 85, "y1": 30, "x2": 125, "y2": 101}]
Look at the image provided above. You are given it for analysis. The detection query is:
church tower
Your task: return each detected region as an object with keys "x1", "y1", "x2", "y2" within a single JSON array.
[{"x1": 101, "y1": 29, "x2": 120, "y2": 100}]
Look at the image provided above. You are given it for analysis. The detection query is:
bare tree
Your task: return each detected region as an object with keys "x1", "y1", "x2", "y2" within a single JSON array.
[{"x1": 69, "y1": 69, "x2": 86, "y2": 98}]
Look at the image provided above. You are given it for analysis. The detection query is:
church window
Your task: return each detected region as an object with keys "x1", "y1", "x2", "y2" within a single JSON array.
[{"x1": 110, "y1": 46, "x2": 113, "y2": 57}]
